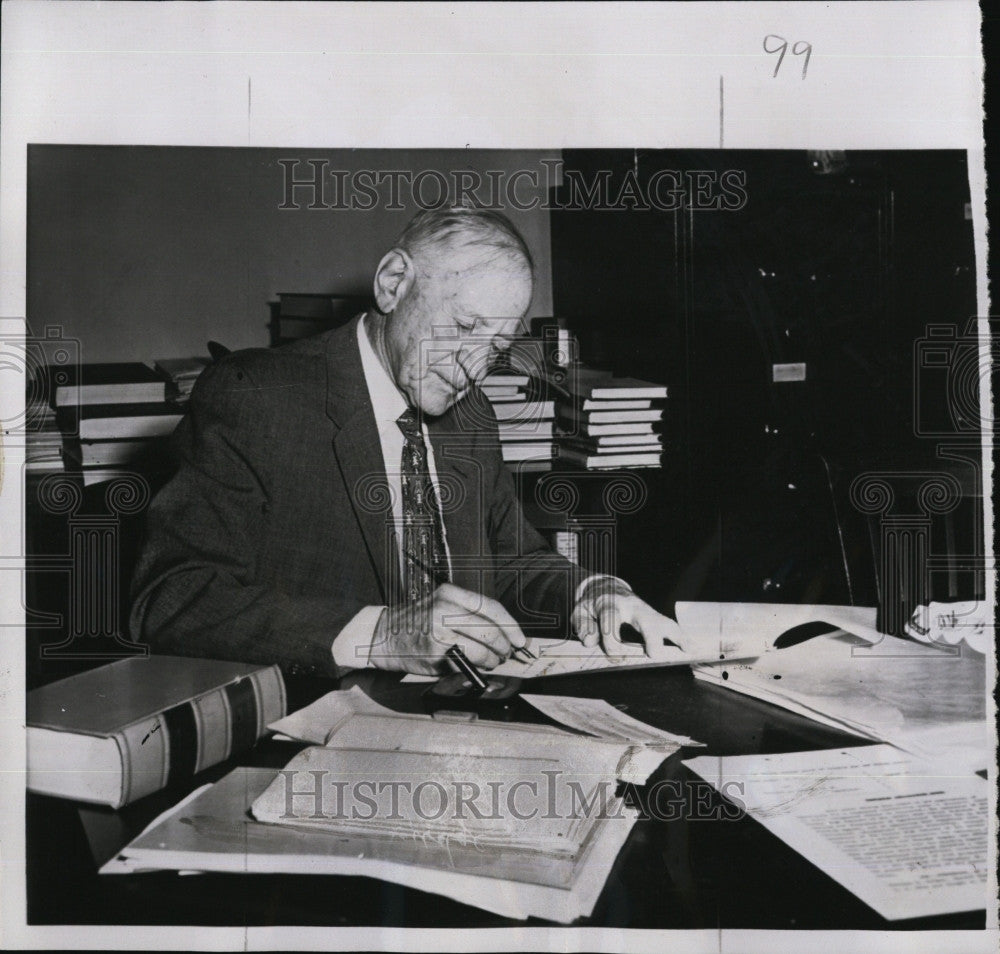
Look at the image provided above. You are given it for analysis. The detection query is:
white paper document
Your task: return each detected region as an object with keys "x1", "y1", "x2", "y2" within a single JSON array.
[
  {"x1": 402, "y1": 637, "x2": 693, "y2": 683},
  {"x1": 889, "y1": 721, "x2": 991, "y2": 776},
  {"x1": 693, "y1": 631, "x2": 988, "y2": 748},
  {"x1": 401, "y1": 602, "x2": 881, "y2": 683},
  {"x1": 674, "y1": 601, "x2": 882, "y2": 653},
  {"x1": 100, "y1": 766, "x2": 635, "y2": 923},
  {"x1": 268, "y1": 685, "x2": 399, "y2": 744},
  {"x1": 521, "y1": 694, "x2": 703, "y2": 748},
  {"x1": 684, "y1": 745, "x2": 989, "y2": 921}
]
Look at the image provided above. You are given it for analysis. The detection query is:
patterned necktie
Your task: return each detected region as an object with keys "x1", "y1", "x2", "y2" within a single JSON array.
[{"x1": 396, "y1": 408, "x2": 450, "y2": 603}]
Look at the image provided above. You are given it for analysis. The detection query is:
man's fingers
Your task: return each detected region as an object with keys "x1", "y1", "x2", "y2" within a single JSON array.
[
  {"x1": 449, "y1": 633, "x2": 505, "y2": 670},
  {"x1": 623, "y1": 595, "x2": 686, "y2": 658},
  {"x1": 597, "y1": 598, "x2": 625, "y2": 655},
  {"x1": 630, "y1": 604, "x2": 676, "y2": 660},
  {"x1": 436, "y1": 584, "x2": 526, "y2": 648},
  {"x1": 571, "y1": 602, "x2": 598, "y2": 646},
  {"x1": 451, "y1": 623, "x2": 512, "y2": 665}
]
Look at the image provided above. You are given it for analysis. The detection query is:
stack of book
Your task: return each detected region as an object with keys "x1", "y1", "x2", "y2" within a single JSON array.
[
  {"x1": 480, "y1": 371, "x2": 555, "y2": 470},
  {"x1": 554, "y1": 367, "x2": 668, "y2": 470},
  {"x1": 153, "y1": 356, "x2": 210, "y2": 401},
  {"x1": 271, "y1": 293, "x2": 369, "y2": 345},
  {"x1": 51, "y1": 362, "x2": 185, "y2": 484},
  {"x1": 24, "y1": 388, "x2": 64, "y2": 475}
]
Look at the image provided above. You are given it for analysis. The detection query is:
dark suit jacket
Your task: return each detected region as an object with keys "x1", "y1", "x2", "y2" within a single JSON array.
[{"x1": 129, "y1": 317, "x2": 582, "y2": 676}]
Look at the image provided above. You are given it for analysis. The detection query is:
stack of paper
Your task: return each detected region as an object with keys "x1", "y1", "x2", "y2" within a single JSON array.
[{"x1": 103, "y1": 688, "x2": 671, "y2": 922}]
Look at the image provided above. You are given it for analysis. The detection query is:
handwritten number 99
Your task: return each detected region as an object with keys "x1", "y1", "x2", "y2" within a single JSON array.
[{"x1": 764, "y1": 35, "x2": 811, "y2": 79}]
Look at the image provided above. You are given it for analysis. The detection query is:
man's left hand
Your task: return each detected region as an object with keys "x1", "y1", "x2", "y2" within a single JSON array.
[{"x1": 570, "y1": 577, "x2": 683, "y2": 660}]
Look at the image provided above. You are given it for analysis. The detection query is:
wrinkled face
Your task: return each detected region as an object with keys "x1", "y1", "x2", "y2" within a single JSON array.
[{"x1": 383, "y1": 245, "x2": 533, "y2": 416}]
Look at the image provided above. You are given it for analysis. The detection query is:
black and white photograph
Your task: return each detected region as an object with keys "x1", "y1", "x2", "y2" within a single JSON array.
[{"x1": 1, "y1": 3, "x2": 994, "y2": 952}]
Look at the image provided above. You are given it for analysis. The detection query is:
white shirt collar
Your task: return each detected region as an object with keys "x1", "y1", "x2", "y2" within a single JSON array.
[{"x1": 357, "y1": 313, "x2": 408, "y2": 428}]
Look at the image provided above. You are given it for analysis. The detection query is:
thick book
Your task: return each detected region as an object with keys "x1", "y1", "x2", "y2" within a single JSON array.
[
  {"x1": 56, "y1": 401, "x2": 185, "y2": 440},
  {"x1": 505, "y1": 459, "x2": 553, "y2": 473},
  {"x1": 563, "y1": 433, "x2": 664, "y2": 449},
  {"x1": 277, "y1": 292, "x2": 368, "y2": 320},
  {"x1": 492, "y1": 399, "x2": 555, "y2": 421},
  {"x1": 51, "y1": 362, "x2": 167, "y2": 408},
  {"x1": 481, "y1": 385, "x2": 522, "y2": 398},
  {"x1": 62, "y1": 437, "x2": 164, "y2": 467},
  {"x1": 501, "y1": 441, "x2": 555, "y2": 461},
  {"x1": 558, "y1": 446, "x2": 662, "y2": 469},
  {"x1": 154, "y1": 356, "x2": 211, "y2": 380},
  {"x1": 275, "y1": 294, "x2": 368, "y2": 340},
  {"x1": 276, "y1": 316, "x2": 335, "y2": 340},
  {"x1": 485, "y1": 392, "x2": 530, "y2": 403},
  {"x1": 557, "y1": 405, "x2": 663, "y2": 425},
  {"x1": 564, "y1": 369, "x2": 668, "y2": 401},
  {"x1": 481, "y1": 372, "x2": 530, "y2": 388},
  {"x1": 580, "y1": 398, "x2": 653, "y2": 411},
  {"x1": 560, "y1": 438, "x2": 663, "y2": 455},
  {"x1": 153, "y1": 356, "x2": 210, "y2": 398},
  {"x1": 27, "y1": 656, "x2": 286, "y2": 808},
  {"x1": 81, "y1": 468, "x2": 134, "y2": 487},
  {"x1": 558, "y1": 420, "x2": 656, "y2": 438},
  {"x1": 497, "y1": 420, "x2": 555, "y2": 439}
]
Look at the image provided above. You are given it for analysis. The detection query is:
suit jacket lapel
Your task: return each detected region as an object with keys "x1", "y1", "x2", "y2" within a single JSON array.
[{"x1": 324, "y1": 317, "x2": 398, "y2": 602}]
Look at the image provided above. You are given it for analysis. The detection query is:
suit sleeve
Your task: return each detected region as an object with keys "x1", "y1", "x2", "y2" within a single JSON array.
[
  {"x1": 480, "y1": 410, "x2": 586, "y2": 639},
  {"x1": 129, "y1": 359, "x2": 358, "y2": 676}
]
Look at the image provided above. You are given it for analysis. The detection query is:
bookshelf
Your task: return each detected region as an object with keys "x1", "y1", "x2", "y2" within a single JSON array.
[{"x1": 268, "y1": 293, "x2": 370, "y2": 347}]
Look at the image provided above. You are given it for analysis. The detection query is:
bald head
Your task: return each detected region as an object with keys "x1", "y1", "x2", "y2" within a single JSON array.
[
  {"x1": 393, "y1": 206, "x2": 534, "y2": 277},
  {"x1": 370, "y1": 207, "x2": 534, "y2": 416}
]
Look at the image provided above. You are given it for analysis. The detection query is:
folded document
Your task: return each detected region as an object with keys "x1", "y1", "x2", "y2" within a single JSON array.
[
  {"x1": 692, "y1": 629, "x2": 988, "y2": 752},
  {"x1": 104, "y1": 688, "x2": 672, "y2": 922}
]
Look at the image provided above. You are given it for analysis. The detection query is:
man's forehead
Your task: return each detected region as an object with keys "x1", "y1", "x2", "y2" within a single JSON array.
[
  {"x1": 420, "y1": 248, "x2": 531, "y2": 309},
  {"x1": 456, "y1": 263, "x2": 532, "y2": 310}
]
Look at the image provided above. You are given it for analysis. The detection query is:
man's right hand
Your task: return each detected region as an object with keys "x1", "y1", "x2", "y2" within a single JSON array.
[{"x1": 369, "y1": 582, "x2": 528, "y2": 675}]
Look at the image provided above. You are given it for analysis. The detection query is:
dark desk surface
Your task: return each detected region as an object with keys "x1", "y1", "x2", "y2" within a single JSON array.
[{"x1": 26, "y1": 665, "x2": 986, "y2": 930}]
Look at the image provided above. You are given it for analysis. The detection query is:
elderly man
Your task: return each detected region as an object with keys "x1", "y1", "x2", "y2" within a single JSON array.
[{"x1": 130, "y1": 207, "x2": 681, "y2": 675}]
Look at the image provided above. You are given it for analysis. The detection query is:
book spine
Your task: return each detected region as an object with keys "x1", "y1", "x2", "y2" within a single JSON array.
[
  {"x1": 557, "y1": 408, "x2": 660, "y2": 425},
  {"x1": 79, "y1": 417, "x2": 183, "y2": 441},
  {"x1": 492, "y1": 401, "x2": 555, "y2": 421},
  {"x1": 112, "y1": 666, "x2": 286, "y2": 808}
]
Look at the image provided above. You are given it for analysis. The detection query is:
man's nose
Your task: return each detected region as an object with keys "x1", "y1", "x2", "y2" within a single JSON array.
[
  {"x1": 490, "y1": 332, "x2": 514, "y2": 354},
  {"x1": 488, "y1": 317, "x2": 525, "y2": 352}
]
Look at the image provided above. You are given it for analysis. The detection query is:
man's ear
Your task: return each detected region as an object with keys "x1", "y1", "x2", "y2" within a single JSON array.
[{"x1": 373, "y1": 248, "x2": 415, "y2": 313}]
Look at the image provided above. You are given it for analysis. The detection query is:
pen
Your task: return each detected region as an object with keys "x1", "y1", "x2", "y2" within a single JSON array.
[
  {"x1": 512, "y1": 645, "x2": 536, "y2": 662},
  {"x1": 445, "y1": 645, "x2": 488, "y2": 691}
]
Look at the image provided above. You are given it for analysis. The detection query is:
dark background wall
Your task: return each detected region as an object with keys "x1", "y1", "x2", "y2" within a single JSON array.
[
  {"x1": 27, "y1": 146, "x2": 560, "y2": 363},
  {"x1": 550, "y1": 149, "x2": 981, "y2": 609}
]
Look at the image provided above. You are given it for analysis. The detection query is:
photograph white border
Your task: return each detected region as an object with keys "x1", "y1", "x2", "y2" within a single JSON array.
[{"x1": 1, "y1": 2, "x2": 993, "y2": 951}]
